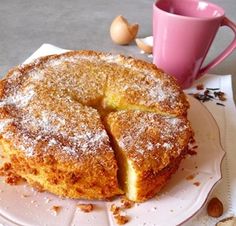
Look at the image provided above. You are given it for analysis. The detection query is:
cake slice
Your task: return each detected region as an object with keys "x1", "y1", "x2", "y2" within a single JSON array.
[{"x1": 106, "y1": 110, "x2": 193, "y2": 202}]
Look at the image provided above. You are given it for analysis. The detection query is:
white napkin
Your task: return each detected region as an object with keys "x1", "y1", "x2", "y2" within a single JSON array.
[
  {"x1": 184, "y1": 75, "x2": 236, "y2": 225},
  {"x1": 23, "y1": 43, "x2": 69, "y2": 64},
  {"x1": 23, "y1": 44, "x2": 236, "y2": 225}
]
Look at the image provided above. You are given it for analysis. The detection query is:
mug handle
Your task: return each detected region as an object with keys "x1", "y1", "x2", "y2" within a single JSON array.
[{"x1": 197, "y1": 17, "x2": 236, "y2": 79}]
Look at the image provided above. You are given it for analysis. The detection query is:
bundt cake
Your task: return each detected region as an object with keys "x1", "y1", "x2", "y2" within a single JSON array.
[{"x1": 0, "y1": 50, "x2": 192, "y2": 202}]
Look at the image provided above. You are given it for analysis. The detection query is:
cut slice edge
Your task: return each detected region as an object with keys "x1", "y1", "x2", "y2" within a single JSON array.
[{"x1": 105, "y1": 110, "x2": 193, "y2": 202}]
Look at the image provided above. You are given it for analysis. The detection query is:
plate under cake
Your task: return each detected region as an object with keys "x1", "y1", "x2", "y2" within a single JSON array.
[{"x1": 0, "y1": 50, "x2": 192, "y2": 202}]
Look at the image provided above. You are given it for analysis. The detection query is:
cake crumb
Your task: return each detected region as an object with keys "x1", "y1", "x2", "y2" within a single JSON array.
[
  {"x1": 77, "y1": 203, "x2": 93, "y2": 213},
  {"x1": 21, "y1": 194, "x2": 30, "y2": 198},
  {"x1": 5, "y1": 174, "x2": 22, "y2": 185},
  {"x1": 110, "y1": 200, "x2": 132, "y2": 224},
  {"x1": 196, "y1": 84, "x2": 204, "y2": 90},
  {"x1": 121, "y1": 198, "x2": 134, "y2": 209},
  {"x1": 114, "y1": 214, "x2": 129, "y2": 225},
  {"x1": 186, "y1": 174, "x2": 195, "y2": 180},
  {"x1": 193, "y1": 182, "x2": 200, "y2": 186},
  {"x1": 51, "y1": 205, "x2": 62, "y2": 215},
  {"x1": 31, "y1": 181, "x2": 44, "y2": 192},
  {"x1": 0, "y1": 163, "x2": 23, "y2": 185},
  {"x1": 187, "y1": 149, "x2": 197, "y2": 156},
  {"x1": 110, "y1": 204, "x2": 121, "y2": 215},
  {"x1": 2, "y1": 162, "x2": 11, "y2": 171}
]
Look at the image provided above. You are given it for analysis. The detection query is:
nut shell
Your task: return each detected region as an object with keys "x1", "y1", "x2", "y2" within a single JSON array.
[{"x1": 207, "y1": 197, "x2": 224, "y2": 218}]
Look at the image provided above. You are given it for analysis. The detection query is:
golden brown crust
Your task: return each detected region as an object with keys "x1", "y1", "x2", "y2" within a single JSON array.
[
  {"x1": 105, "y1": 63, "x2": 189, "y2": 116},
  {"x1": 106, "y1": 111, "x2": 193, "y2": 202},
  {"x1": 0, "y1": 50, "x2": 189, "y2": 114},
  {"x1": 0, "y1": 50, "x2": 191, "y2": 201},
  {"x1": 0, "y1": 138, "x2": 122, "y2": 199},
  {"x1": 0, "y1": 51, "x2": 125, "y2": 199},
  {"x1": 135, "y1": 150, "x2": 186, "y2": 202},
  {"x1": 106, "y1": 111, "x2": 193, "y2": 172}
]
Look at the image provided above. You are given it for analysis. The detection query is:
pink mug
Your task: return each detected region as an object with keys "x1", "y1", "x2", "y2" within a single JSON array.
[{"x1": 153, "y1": 0, "x2": 236, "y2": 89}]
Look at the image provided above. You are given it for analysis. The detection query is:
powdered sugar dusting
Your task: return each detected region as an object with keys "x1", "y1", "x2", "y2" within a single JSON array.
[
  {"x1": 100, "y1": 54, "x2": 120, "y2": 63},
  {"x1": 0, "y1": 51, "x2": 188, "y2": 160},
  {"x1": 112, "y1": 111, "x2": 190, "y2": 158},
  {"x1": 101, "y1": 54, "x2": 182, "y2": 109},
  {"x1": 48, "y1": 138, "x2": 57, "y2": 146},
  {"x1": 1, "y1": 107, "x2": 112, "y2": 157},
  {"x1": 146, "y1": 74, "x2": 179, "y2": 103},
  {"x1": 105, "y1": 58, "x2": 184, "y2": 114},
  {"x1": 0, "y1": 85, "x2": 35, "y2": 108},
  {"x1": 12, "y1": 105, "x2": 112, "y2": 157},
  {"x1": 46, "y1": 54, "x2": 97, "y2": 68},
  {"x1": 0, "y1": 53, "x2": 114, "y2": 158},
  {"x1": 0, "y1": 119, "x2": 13, "y2": 133},
  {"x1": 9, "y1": 70, "x2": 22, "y2": 81},
  {"x1": 28, "y1": 70, "x2": 44, "y2": 81},
  {"x1": 163, "y1": 142, "x2": 174, "y2": 149}
]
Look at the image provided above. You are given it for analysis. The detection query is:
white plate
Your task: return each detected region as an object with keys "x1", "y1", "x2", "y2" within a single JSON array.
[{"x1": 0, "y1": 95, "x2": 225, "y2": 226}]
